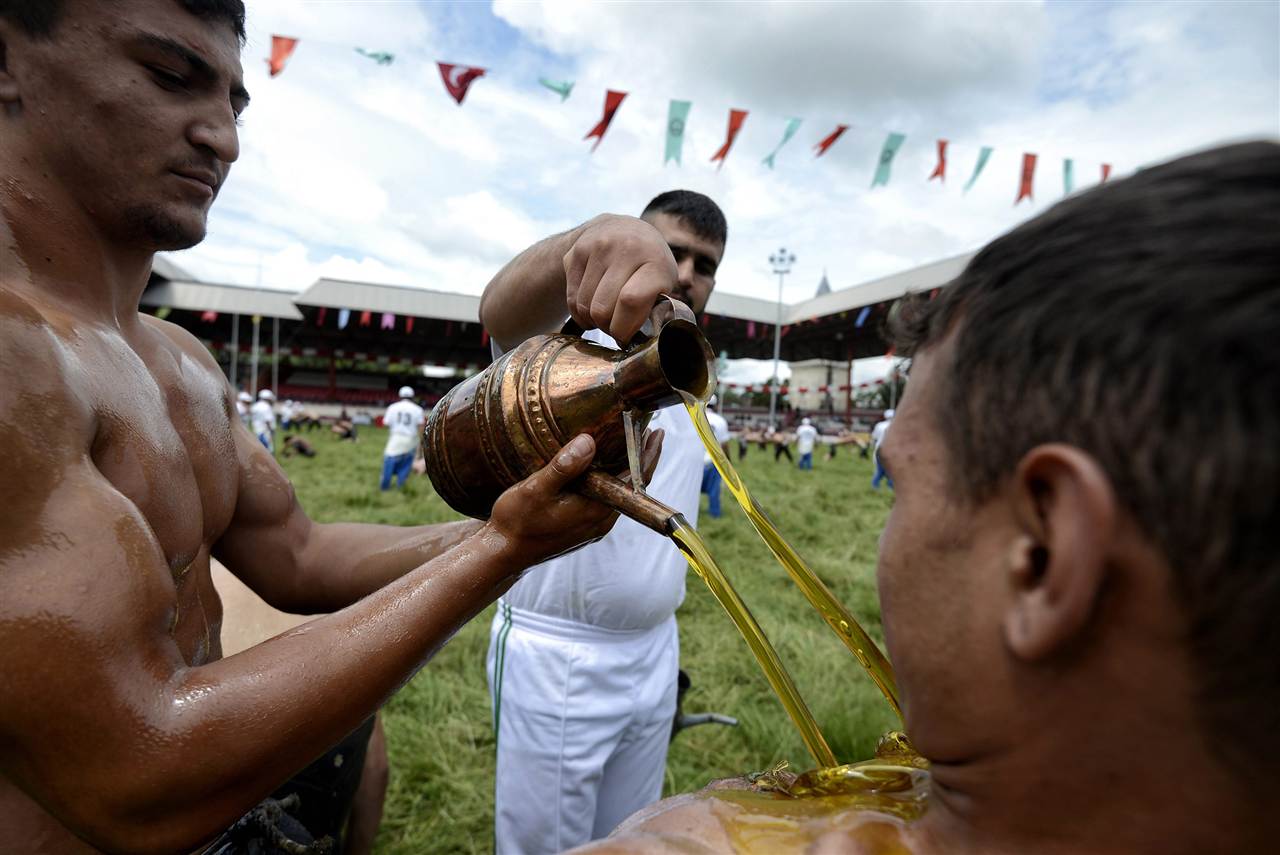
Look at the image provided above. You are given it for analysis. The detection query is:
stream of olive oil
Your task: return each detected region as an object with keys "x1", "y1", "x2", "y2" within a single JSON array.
[
  {"x1": 680, "y1": 391, "x2": 902, "y2": 721},
  {"x1": 669, "y1": 517, "x2": 837, "y2": 768}
]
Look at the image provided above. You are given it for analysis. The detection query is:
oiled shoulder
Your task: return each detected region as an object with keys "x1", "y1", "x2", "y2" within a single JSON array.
[
  {"x1": 0, "y1": 289, "x2": 95, "y2": 441},
  {"x1": 141, "y1": 312, "x2": 228, "y2": 377}
]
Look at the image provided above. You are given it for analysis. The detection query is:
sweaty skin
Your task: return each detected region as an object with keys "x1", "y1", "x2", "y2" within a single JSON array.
[{"x1": 0, "y1": 2, "x2": 626, "y2": 851}]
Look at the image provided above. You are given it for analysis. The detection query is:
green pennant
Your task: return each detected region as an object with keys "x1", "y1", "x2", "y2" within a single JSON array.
[
  {"x1": 538, "y1": 77, "x2": 574, "y2": 102},
  {"x1": 665, "y1": 100, "x2": 691, "y2": 165},
  {"x1": 154, "y1": 306, "x2": 172, "y2": 320},
  {"x1": 354, "y1": 47, "x2": 394, "y2": 66},
  {"x1": 871, "y1": 132, "x2": 906, "y2": 187},
  {"x1": 762, "y1": 118, "x2": 802, "y2": 169},
  {"x1": 1063, "y1": 158, "x2": 1075, "y2": 194},
  {"x1": 962, "y1": 146, "x2": 994, "y2": 193}
]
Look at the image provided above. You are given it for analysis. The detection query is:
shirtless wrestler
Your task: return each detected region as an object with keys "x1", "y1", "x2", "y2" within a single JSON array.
[
  {"x1": 0, "y1": 1, "x2": 643, "y2": 850},
  {"x1": 569, "y1": 144, "x2": 1280, "y2": 855}
]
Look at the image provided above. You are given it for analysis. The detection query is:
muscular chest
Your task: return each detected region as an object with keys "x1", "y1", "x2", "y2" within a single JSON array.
[{"x1": 82, "y1": 332, "x2": 239, "y2": 573}]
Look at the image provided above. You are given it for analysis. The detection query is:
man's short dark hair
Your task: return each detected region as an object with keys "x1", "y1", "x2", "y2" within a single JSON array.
[
  {"x1": 0, "y1": 0, "x2": 247, "y2": 43},
  {"x1": 642, "y1": 190, "x2": 728, "y2": 247},
  {"x1": 891, "y1": 140, "x2": 1280, "y2": 776}
]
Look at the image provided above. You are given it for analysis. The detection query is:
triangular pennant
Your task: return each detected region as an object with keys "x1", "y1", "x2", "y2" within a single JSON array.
[
  {"x1": 928, "y1": 139, "x2": 948, "y2": 181},
  {"x1": 1016, "y1": 153, "x2": 1037, "y2": 204},
  {"x1": 814, "y1": 124, "x2": 849, "y2": 158},
  {"x1": 338, "y1": 309, "x2": 351, "y2": 330},
  {"x1": 1063, "y1": 158, "x2": 1075, "y2": 194},
  {"x1": 1101, "y1": 163, "x2": 1113, "y2": 182},
  {"x1": 437, "y1": 62, "x2": 486, "y2": 105},
  {"x1": 267, "y1": 35, "x2": 298, "y2": 78},
  {"x1": 665, "y1": 100, "x2": 691, "y2": 165},
  {"x1": 380, "y1": 312, "x2": 395, "y2": 330},
  {"x1": 539, "y1": 77, "x2": 574, "y2": 102},
  {"x1": 354, "y1": 48, "x2": 395, "y2": 66},
  {"x1": 359, "y1": 310, "x2": 372, "y2": 327},
  {"x1": 584, "y1": 90, "x2": 627, "y2": 152},
  {"x1": 855, "y1": 306, "x2": 871, "y2": 328},
  {"x1": 762, "y1": 118, "x2": 802, "y2": 169},
  {"x1": 406, "y1": 316, "x2": 415, "y2": 334},
  {"x1": 316, "y1": 307, "x2": 328, "y2": 327},
  {"x1": 963, "y1": 146, "x2": 994, "y2": 194},
  {"x1": 871, "y1": 132, "x2": 906, "y2": 187},
  {"x1": 201, "y1": 310, "x2": 218, "y2": 323},
  {"x1": 154, "y1": 306, "x2": 172, "y2": 320},
  {"x1": 710, "y1": 109, "x2": 748, "y2": 169}
]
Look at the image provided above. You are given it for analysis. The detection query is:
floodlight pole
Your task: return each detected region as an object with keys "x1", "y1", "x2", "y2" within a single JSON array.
[{"x1": 767, "y1": 247, "x2": 795, "y2": 429}]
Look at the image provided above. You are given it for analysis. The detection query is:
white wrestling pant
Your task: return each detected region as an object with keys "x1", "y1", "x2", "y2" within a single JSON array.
[{"x1": 486, "y1": 602, "x2": 679, "y2": 855}]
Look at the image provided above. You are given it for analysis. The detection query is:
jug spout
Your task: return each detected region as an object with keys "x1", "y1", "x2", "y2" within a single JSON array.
[{"x1": 613, "y1": 315, "x2": 716, "y2": 411}]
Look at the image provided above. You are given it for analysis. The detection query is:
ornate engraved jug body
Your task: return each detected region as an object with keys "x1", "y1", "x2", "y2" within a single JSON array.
[{"x1": 422, "y1": 299, "x2": 714, "y2": 531}]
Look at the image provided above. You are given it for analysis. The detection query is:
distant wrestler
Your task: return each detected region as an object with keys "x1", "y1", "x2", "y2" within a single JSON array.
[{"x1": 0, "y1": 1, "x2": 630, "y2": 850}]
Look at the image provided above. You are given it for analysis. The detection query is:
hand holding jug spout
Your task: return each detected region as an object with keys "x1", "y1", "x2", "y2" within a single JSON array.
[{"x1": 422, "y1": 297, "x2": 715, "y2": 534}]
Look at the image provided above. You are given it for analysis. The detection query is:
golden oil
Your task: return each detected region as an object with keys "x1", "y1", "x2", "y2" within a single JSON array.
[
  {"x1": 681, "y1": 392, "x2": 902, "y2": 721},
  {"x1": 669, "y1": 517, "x2": 836, "y2": 768}
]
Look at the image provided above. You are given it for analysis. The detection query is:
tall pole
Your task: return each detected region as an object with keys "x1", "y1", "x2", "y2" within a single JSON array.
[
  {"x1": 767, "y1": 247, "x2": 795, "y2": 429},
  {"x1": 271, "y1": 316, "x2": 280, "y2": 397},
  {"x1": 250, "y1": 314, "x2": 261, "y2": 395}
]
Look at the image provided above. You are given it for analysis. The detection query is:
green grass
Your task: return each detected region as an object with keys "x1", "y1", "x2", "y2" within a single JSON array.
[{"x1": 277, "y1": 427, "x2": 896, "y2": 854}]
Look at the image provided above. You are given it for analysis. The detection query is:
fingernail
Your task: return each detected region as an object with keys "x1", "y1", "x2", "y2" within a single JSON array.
[{"x1": 558, "y1": 435, "x2": 591, "y2": 463}]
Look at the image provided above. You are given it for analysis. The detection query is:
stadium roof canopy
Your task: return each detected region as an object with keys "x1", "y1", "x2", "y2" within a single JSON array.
[{"x1": 145, "y1": 250, "x2": 975, "y2": 363}]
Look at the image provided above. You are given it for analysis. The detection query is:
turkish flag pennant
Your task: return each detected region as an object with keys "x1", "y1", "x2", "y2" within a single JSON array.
[
  {"x1": 267, "y1": 36, "x2": 298, "y2": 78},
  {"x1": 437, "y1": 62, "x2": 486, "y2": 105},
  {"x1": 1016, "y1": 153, "x2": 1038, "y2": 205},
  {"x1": 584, "y1": 90, "x2": 628, "y2": 151},
  {"x1": 814, "y1": 124, "x2": 849, "y2": 158},
  {"x1": 316, "y1": 307, "x2": 328, "y2": 327},
  {"x1": 1101, "y1": 163, "x2": 1113, "y2": 182},
  {"x1": 710, "y1": 109, "x2": 748, "y2": 169},
  {"x1": 929, "y1": 139, "x2": 949, "y2": 181},
  {"x1": 359, "y1": 311, "x2": 372, "y2": 327},
  {"x1": 405, "y1": 316, "x2": 415, "y2": 334}
]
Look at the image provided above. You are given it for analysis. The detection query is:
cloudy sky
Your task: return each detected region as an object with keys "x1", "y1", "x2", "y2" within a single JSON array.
[{"x1": 169, "y1": 0, "x2": 1278, "y2": 378}]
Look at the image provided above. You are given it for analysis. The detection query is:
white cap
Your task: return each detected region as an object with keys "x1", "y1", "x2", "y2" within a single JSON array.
[
  {"x1": 884, "y1": 408, "x2": 895, "y2": 419},
  {"x1": 236, "y1": 391, "x2": 252, "y2": 403},
  {"x1": 708, "y1": 395, "x2": 718, "y2": 407},
  {"x1": 801, "y1": 417, "x2": 812, "y2": 426},
  {"x1": 258, "y1": 389, "x2": 275, "y2": 400},
  {"x1": 399, "y1": 386, "x2": 415, "y2": 398}
]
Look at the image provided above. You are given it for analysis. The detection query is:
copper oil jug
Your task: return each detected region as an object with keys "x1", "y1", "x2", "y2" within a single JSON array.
[{"x1": 422, "y1": 297, "x2": 715, "y2": 533}]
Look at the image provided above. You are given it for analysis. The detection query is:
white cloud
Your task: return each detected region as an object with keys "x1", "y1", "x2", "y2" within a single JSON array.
[{"x1": 167, "y1": 0, "x2": 1278, "y2": 316}]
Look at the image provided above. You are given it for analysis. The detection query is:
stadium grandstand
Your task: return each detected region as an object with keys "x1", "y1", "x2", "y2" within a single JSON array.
[{"x1": 140, "y1": 252, "x2": 973, "y2": 422}]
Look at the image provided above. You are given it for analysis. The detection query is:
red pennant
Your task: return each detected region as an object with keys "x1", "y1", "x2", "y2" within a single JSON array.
[
  {"x1": 437, "y1": 62, "x2": 486, "y2": 105},
  {"x1": 481, "y1": 329, "x2": 490, "y2": 347},
  {"x1": 710, "y1": 109, "x2": 748, "y2": 169},
  {"x1": 406, "y1": 316, "x2": 415, "y2": 334},
  {"x1": 1016, "y1": 153, "x2": 1037, "y2": 204},
  {"x1": 359, "y1": 310, "x2": 372, "y2": 327},
  {"x1": 928, "y1": 139, "x2": 948, "y2": 182},
  {"x1": 814, "y1": 124, "x2": 849, "y2": 158},
  {"x1": 584, "y1": 90, "x2": 628, "y2": 151},
  {"x1": 1101, "y1": 163, "x2": 1112, "y2": 182},
  {"x1": 316, "y1": 307, "x2": 328, "y2": 327},
  {"x1": 747, "y1": 320, "x2": 756, "y2": 338},
  {"x1": 200, "y1": 310, "x2": 218, "y2": 323},
  {"x1": 267, "y1": 36, "x2": 298, "y2": 78}
]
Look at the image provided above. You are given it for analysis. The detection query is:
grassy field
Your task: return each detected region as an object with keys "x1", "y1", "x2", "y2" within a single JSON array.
[{"x1": 277, "y1": 425, "x2": 897, "y2": 854}]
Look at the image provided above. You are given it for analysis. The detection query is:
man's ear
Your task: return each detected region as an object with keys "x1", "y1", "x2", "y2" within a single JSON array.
[{"x1": 1002, "y1": 444, "x2": 1117, "y2": 661}]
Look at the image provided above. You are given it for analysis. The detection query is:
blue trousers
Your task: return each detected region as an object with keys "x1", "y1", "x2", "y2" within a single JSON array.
[
  {"x1": 872, "y1": 455, "x2": 894, "y2": 489},
  {"x1": 799, "y1": 452, "x2": 813, "y2": 470},
  {"x1": 381, "y1": 452, "x2": 414, "y2": 490},
  {"x1": 700, "y1": 463, "x2": 722, "y2": 518}
]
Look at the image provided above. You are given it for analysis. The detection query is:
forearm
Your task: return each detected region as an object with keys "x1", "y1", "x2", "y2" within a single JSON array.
[
  {"x1": 109, "y1": 524, "x2": 522, "y2": 852},
  {"x1": 295, "y1": 518, "x2": 484, "y2": 609},
  {"x1": 479, "y1": 223, "x2": 586, "y2": 351}
]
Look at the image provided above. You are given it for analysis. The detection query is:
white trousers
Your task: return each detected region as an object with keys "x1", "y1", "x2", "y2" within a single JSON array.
[{"x1": 487, "y1": 602, "x2": 679, "y2": 855}]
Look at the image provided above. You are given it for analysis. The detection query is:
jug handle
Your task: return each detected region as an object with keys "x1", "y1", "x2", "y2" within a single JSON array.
[
  {"x1": 578, "y1": 470, "x2": 679, "y2": 535},
  {"x1": 559, "y1": 295, "x2": 696, "y2": 346}
]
